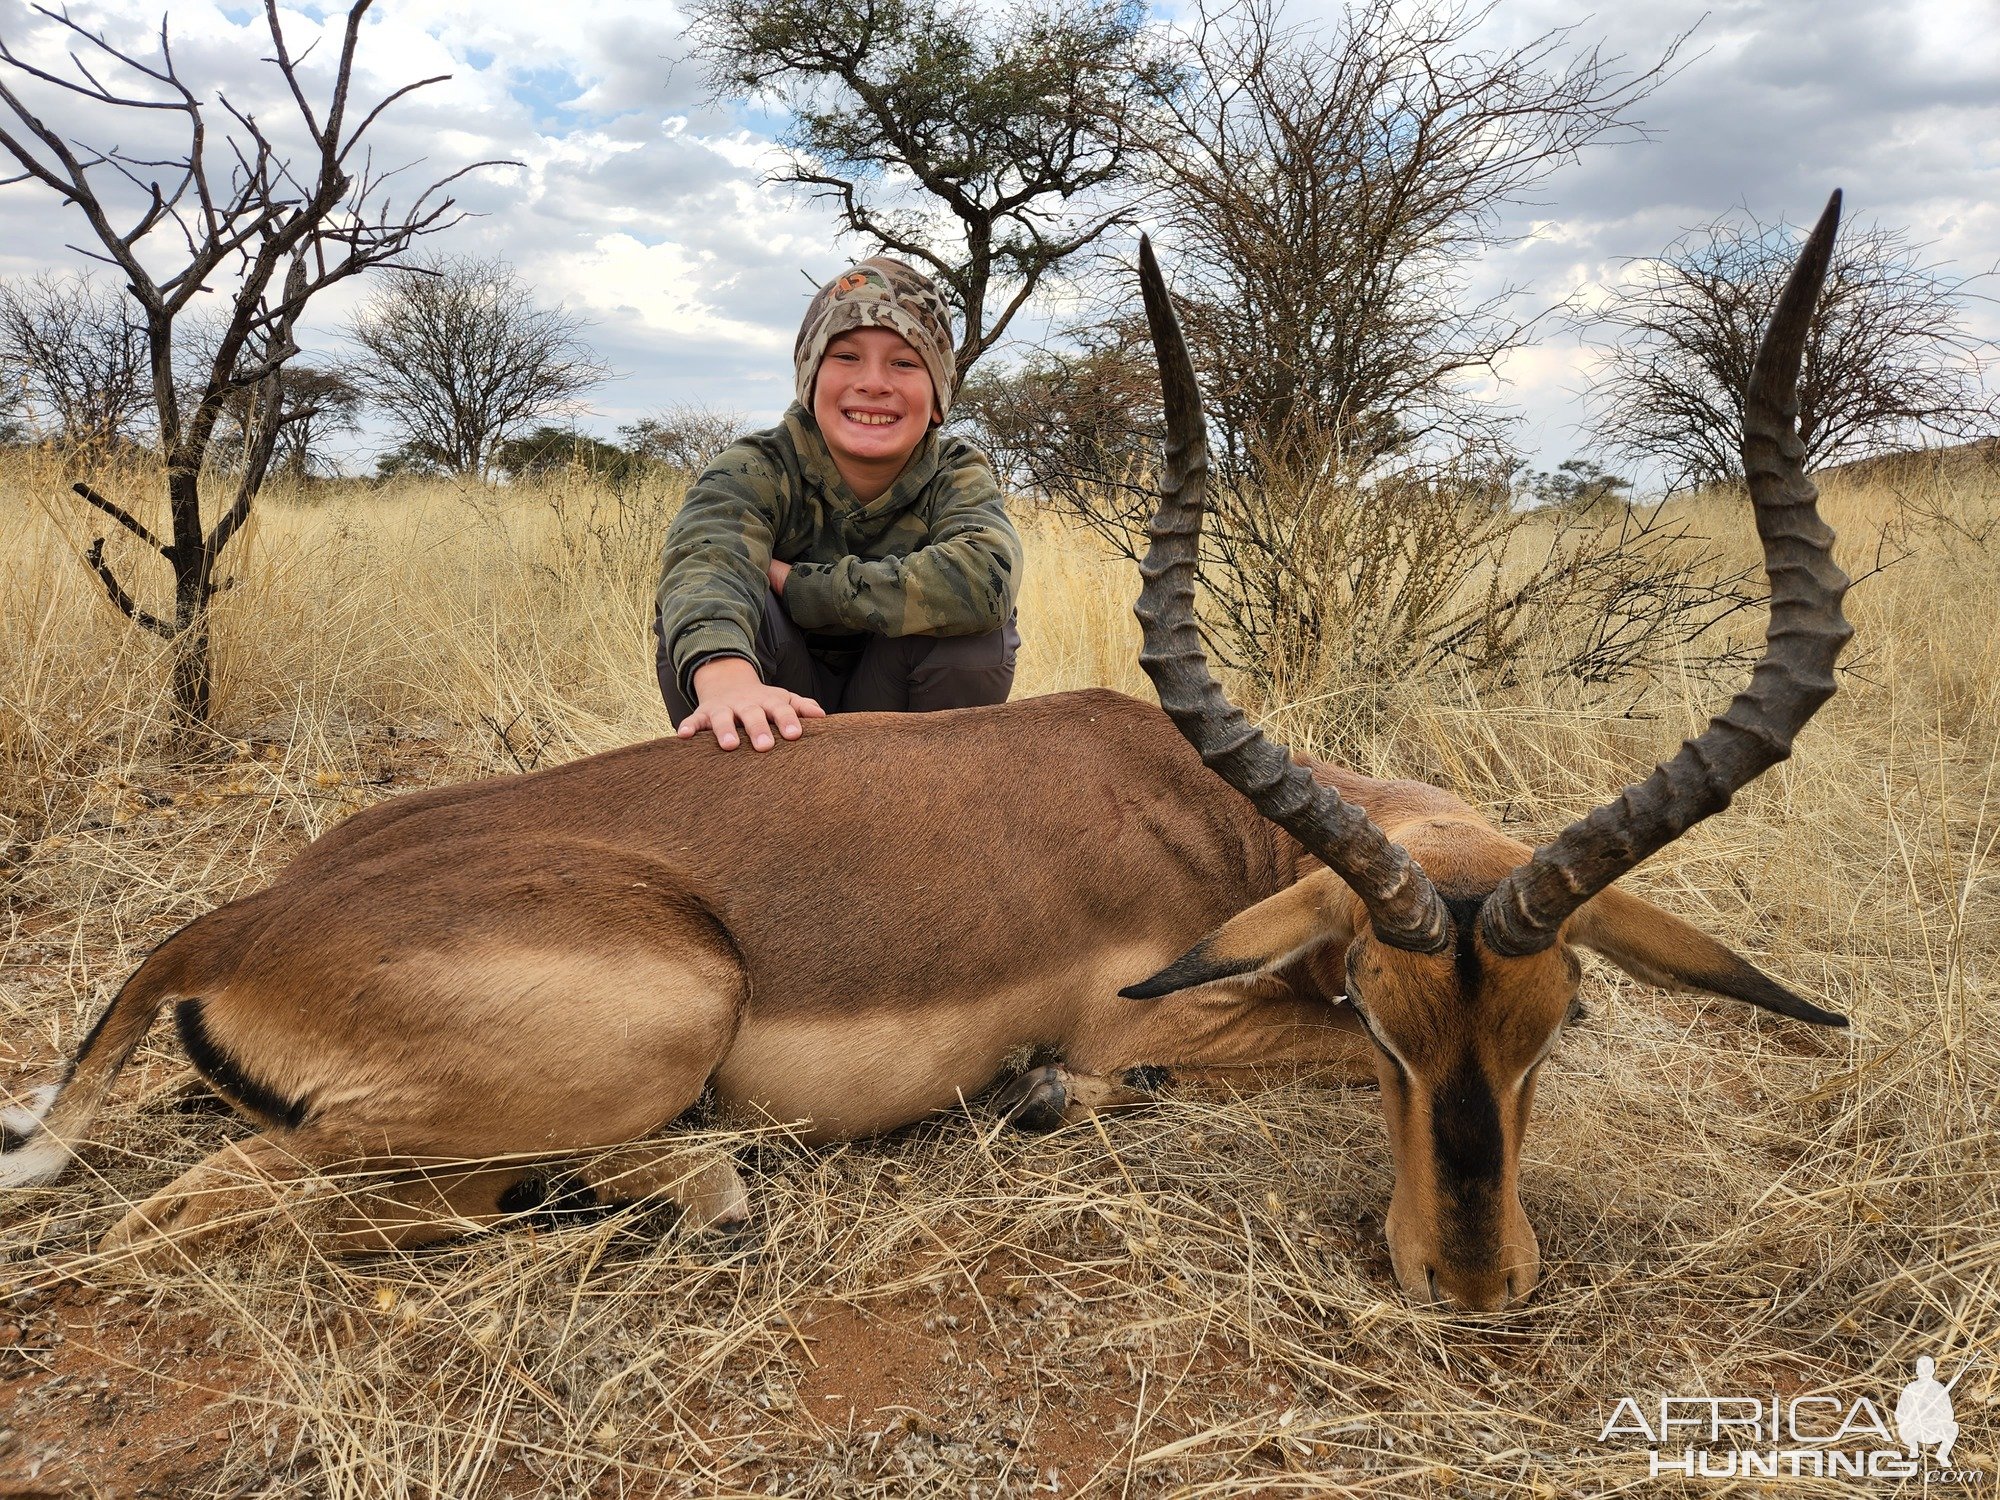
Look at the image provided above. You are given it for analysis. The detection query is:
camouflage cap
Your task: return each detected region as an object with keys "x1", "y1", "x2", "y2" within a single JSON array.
[{"x1": 794, "y1": 257, "x2": 956, "y2": 421}]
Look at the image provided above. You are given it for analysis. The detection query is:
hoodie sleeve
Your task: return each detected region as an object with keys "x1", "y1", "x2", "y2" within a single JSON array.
[
  {"x1": 655, "y1": 442, "x2": 781, "y2": 702},
  {"x1": 782, "y1": 442, "x2": 1022, "y2": 637}
]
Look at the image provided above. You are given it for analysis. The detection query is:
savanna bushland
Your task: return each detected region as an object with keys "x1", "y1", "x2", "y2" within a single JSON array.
[{"x1": 1, "y1": 431, "x2": 1993, "y2": 1495}]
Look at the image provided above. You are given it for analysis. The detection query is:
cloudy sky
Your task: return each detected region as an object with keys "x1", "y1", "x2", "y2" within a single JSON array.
[{"x1": 1, "y1": 0, "x2": 1994, "y2": 471}]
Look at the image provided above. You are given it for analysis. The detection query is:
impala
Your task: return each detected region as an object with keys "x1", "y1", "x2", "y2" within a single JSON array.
[{"x1": 0, "y1": 195, "x2": 1851, "y2": 1310}]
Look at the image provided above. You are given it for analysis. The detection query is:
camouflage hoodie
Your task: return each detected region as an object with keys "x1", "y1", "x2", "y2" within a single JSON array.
[{"x1": 655, "y1": 404, "x2": 1022, "y2": 702}]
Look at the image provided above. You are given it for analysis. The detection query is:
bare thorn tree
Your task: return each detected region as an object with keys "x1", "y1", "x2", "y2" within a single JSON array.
[
  {"x1": 0, "y1": 269, "x2": 151, "y2": 448},
  {"x1": 0, "y1": 381, "x2": 25, "y2": 444},
  {"x1": 0, "y1": 0, "x2": 505, "y2": 725},
  {"x1": 619, "y1": 403, "x2": 746, "y2": 477},
  {"x1": 346, "y1": 255, "x2": 611, "y2": 479},
  {"x1": 686, "y1": 0, "x2": 1177, "y2": 377},
  {"x1": 1143, "y1": 0, "x2": 1680, "y2": 484},
  {"x1": 1586, "y1": 209, "x2": 1997, "y2": 491}
]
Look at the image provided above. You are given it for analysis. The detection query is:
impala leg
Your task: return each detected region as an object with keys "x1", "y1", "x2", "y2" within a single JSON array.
[
  {"x1": 326, "y1": 1142, "x2": 751, "y2": 1253},
  {"x1": 994, "y1": 1063, "x2": 1172, "y2": 1132},
  {"x1": 147, "y1": 866, "x2": 755, "y2": 1258},
  {"x1": 327, "y1": 1161, "x2": 555, "y2": 1252},
  {"x1": 1001, "y1": 987, "x2": 1376, "y2": 1132},
  {"x1": 96, "y1": 1127, "x2": 347, "y2": 1262},
  {"x1": 96, "y1": 1130, "x2": 547, "y2": 1259},
  {"x1": 576, "y1": 1140, "x2": 751, "y2": 1229}
]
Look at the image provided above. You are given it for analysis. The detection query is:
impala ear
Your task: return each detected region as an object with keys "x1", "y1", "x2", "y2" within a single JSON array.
[
  {"x1": 1569, "y1": 886, "x2": 1847, "y2": 1027},
  {"x1": 1122, "y1": 868, "x2": 1359, "y2": 1000}
]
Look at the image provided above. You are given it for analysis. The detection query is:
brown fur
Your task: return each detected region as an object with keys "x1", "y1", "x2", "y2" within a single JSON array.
[{"x1": 10, "y1": 691, "x2": 1341, "y2": 1256}]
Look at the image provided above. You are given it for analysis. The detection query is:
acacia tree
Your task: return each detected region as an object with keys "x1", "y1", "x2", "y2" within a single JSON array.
[
  {"x1": 0, "y1": 270, "x2": 151, "y2": 446},
  {"x1": 1518, "y1": 457, "x2": 1631, "y2": 513},
  {"x1": 1142, "y1": 0, "x2": 1678, "y2": 485},
  {"x1": 267, "y1": 366, "x2": 364, "y2": 480},
  {"x1": 203, "y1": 361, "x2": 364, "y2": 481},
  {"x1": 981, "y1": 0, "x2": 1696, "y2": 689},
  {"x1": 0, "y1": 0, "x2": 498, "y2": 724},
  {"x1": 950, "y1": 322, "x2": 1159, "y2": 494},
  {"x1": 619, "y1": 403, "x2": 745, "y2": 476},
  {"x1": 346, "y1": 255, "x2": 610, "y2": 478},
  {"x1": 685, "y1": 0, "x2": 1176, "y2": 377},
  {"x1": 1586, "y1": 211, "x2": 1996, "y2": 490}
]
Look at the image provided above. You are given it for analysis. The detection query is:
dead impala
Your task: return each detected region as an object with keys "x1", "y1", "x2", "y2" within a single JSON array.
[{"x1": 0, "y1": 195, "x2": 1851, "y2": 1311}]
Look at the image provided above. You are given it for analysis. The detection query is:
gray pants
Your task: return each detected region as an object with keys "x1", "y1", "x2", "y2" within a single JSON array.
[{"x1": 657, "y1": 589, "x2": 1019, "y2": 725}]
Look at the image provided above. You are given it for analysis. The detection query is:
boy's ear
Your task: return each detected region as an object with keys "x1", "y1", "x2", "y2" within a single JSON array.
[
  {"x1": 1569, "y1": 886, "x2": 1847, "y2": 1027},
  {"x1": 1123, "y1": 868, "x2": 1358, "y2": 999}
]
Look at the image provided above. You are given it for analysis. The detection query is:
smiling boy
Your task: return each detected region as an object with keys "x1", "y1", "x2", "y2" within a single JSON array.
[{"x1": 653, "y1": 257, "x2": 1023, "y2": 750}]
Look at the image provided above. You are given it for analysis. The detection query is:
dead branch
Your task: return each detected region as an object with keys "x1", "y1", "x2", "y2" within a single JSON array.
[
  {"x1": 71, "y1": 482, "x2": 167, "y2": 554},
  {"x1": 83, "y1": 538, "x2": 174, "y2": 639}
]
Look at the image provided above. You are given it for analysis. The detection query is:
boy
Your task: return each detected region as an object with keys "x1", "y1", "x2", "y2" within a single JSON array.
[{"x1": 654, "y1": 257, "x2": 1023, "y2": 751}]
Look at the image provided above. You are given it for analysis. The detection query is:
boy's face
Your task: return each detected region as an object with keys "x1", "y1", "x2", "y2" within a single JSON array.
[{"x1": 811, "y1": 327, "x2": 937, "y2": 475}]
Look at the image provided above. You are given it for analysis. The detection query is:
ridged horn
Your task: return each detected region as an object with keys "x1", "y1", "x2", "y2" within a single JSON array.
[
  {"x1": 1481, "y1": 190, "x2": 1854, "y2": 957},
  {"x1": 1133, "y1": 236, "x2": 1449, "y2": 954}
]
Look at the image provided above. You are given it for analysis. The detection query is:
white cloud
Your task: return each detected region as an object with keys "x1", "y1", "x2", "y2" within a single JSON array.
[{"x1": 1, "y1": 0, "x2": 1992, "y2": 468}]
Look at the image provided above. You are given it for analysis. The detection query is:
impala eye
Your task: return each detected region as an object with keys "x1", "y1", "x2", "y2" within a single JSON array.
[
  {"x1": 1341, "y1": 992, "x2": 1377, "y2": 1038},
  {"x1": 1344, "y1": 997, "x2": 1412, "y2": 1083}
]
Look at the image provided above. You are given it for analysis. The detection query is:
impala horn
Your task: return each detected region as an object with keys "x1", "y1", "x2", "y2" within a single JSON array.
[
  {"x1": 1480, "y1": 190, "x2": 1854, "y2": 957},
  {"x1": 1133, "y1": 236, "x2": 1448, "y2": 954}
]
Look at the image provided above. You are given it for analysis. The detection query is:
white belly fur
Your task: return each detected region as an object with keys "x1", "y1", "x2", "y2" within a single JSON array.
[{"x1": 709, "y1": 948, "x2": 1166, "y2": 1142}]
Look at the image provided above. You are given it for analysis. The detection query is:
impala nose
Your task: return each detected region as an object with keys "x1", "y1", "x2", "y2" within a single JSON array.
[
  {"x1": 1388, "y1": 1189, "x2": 1539, "y2": 1309},
  {"x1": 1424, "y1": 1259, "x2": 1531, "y2": 1312}
]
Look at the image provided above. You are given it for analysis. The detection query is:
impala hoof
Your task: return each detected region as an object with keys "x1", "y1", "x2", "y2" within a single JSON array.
[
  {"x1": 499, "y1": 1170, "x2": 611, "y2": 1231},
  {"x1": 995, "y1": 1065, "x2": 1070, "y2": 1134}
]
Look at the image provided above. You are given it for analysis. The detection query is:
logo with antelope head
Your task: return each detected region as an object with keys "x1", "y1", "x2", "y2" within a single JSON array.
[{"x1": 1596, "y1": 1350, "x2": 1984, "y2": 1483}]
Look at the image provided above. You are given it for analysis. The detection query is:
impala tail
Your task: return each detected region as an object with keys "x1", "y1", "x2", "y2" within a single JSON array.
[{"x1": 0, "y1": 937, "x2": 202, "y2": 1189}]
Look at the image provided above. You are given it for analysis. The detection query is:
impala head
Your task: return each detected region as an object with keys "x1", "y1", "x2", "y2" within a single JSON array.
[
  {"x1": 1125, "y1": 194, "x2": 1855, "y2": 1311},
  {"x1": 1340, "y1": 892, "x2": 1566, "y2": 1310}
]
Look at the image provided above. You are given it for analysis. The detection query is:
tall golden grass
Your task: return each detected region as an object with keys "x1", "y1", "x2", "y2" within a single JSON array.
[{"x1": 0, "y1": 445, "x2": 1994, "y2": 1496}]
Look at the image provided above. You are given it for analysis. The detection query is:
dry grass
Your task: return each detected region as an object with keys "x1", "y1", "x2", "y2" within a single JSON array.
[{"x1": 0, "y1": 446, "x2": 1995, "y2": 1497}]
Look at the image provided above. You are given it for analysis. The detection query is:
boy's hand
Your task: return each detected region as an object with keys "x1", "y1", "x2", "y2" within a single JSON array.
[
  {"x1": 680, "y1": 656, "x2": 823, "y2": 751},
  {"x1": 767, "y1": 558, "x2": 792, "y2": 594}
]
